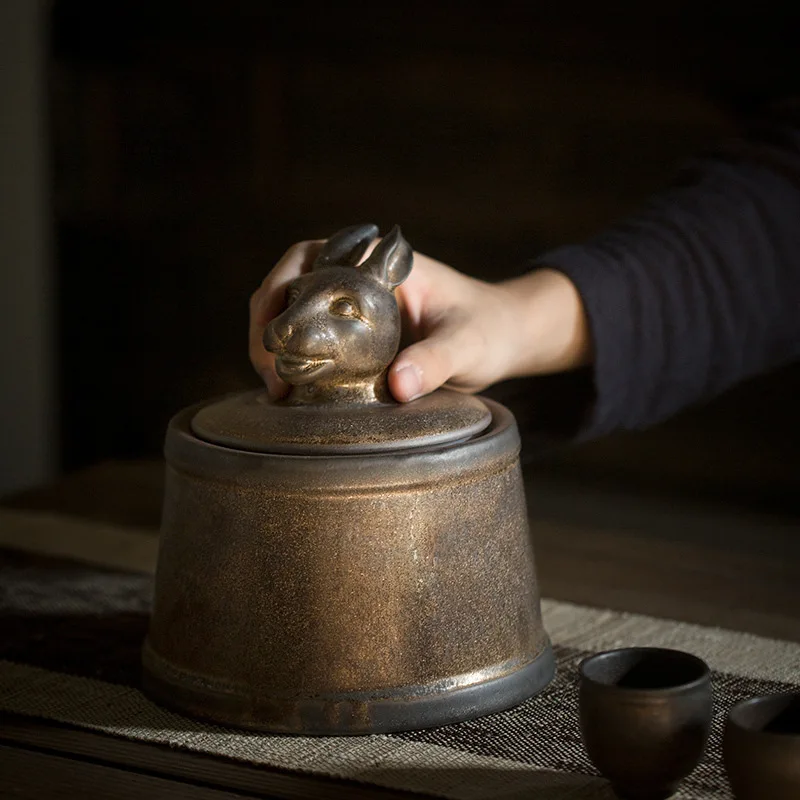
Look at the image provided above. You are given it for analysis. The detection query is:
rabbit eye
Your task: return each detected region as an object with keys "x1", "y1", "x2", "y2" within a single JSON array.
[{"x1": 330, "y1": 297, "x2": 360, "y2": 319}]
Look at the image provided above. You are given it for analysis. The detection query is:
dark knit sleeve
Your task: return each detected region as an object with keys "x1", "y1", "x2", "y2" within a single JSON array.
[{"x1": 531, "y1": 112, "x2": 800, "y2": 440}]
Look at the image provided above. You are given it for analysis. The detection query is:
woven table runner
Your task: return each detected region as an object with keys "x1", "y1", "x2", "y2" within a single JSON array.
[{"x1": 1, "y1": 546, "x2": 798, "y2": 799}]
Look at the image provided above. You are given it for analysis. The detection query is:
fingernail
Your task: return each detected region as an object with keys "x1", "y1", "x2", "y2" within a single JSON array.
[{"x1": 393, "y1": 363, "x2": 422, "y2": 401}]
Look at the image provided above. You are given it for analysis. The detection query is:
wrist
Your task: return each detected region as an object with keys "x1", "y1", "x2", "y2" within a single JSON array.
[{"x1": 499, "y1": 268, "x2": 592, "y2": 378}]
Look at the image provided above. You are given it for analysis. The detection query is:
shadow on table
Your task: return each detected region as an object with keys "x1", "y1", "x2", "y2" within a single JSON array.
[{"x1": 0, "y1": 611, "x2": 150, "y2": 686}]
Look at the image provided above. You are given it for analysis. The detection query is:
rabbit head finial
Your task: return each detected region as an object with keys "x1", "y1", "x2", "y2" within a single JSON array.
[{"x1": 263, "y1": 224, "x2": 413, "y2": 406}]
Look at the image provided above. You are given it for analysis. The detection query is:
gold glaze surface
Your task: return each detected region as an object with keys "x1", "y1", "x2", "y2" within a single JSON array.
[{"x1": 145, "y1": 401, "x2": 552, "y2": 732}]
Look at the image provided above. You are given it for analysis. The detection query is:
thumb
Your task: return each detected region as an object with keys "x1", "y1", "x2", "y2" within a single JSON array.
[{"x1": 389, "y1": 326, "x2": 465, "y2": 402}]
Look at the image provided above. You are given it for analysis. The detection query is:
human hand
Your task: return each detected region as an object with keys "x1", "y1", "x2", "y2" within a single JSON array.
[{"x1": 249, "y1": 239, "x2": 592, "y2": 402}]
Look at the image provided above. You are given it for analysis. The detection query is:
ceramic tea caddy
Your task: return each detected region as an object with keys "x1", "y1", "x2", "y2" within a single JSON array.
[{"x1": 142, "y1": 224, "x2": 555, "y2": 735}]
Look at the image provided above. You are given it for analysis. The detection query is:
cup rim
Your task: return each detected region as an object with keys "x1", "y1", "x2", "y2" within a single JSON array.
[
  {"x1": 579, "y1": 646, "x2": 711, "y2": 695},
  {"x1": 727, "y1": 692, "x2": 800, "y2": 739}
]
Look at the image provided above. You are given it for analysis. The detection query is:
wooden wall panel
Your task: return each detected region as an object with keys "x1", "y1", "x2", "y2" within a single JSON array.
[{"x1": 48, "y1": 1, "x2": 800, "y2": 512}]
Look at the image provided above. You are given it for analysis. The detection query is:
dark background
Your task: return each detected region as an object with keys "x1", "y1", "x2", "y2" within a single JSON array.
[{"x1": 49, "y1": 1, "x2": 800, "y2": 514}]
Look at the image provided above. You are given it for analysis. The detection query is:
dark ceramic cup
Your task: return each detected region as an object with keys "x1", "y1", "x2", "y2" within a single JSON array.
[
  {"x1": 579, "y1": 647, "x2": 713, "y2": 800},
  {"x1": 724, "y1": 693, "x2": 800, "y2": 799}
]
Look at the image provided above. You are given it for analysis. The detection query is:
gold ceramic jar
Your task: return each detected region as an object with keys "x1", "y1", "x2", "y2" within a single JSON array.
[{"x1": 142, "y1": 225, "x2": 554, "y2": 734}]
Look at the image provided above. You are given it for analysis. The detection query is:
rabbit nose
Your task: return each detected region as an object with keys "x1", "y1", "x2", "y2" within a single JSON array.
[{"x1": 263, "y1": 320, "x2": 292, "y2": 353}]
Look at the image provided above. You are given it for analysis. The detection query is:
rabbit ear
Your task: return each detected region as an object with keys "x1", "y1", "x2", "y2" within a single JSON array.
[
  {"x1": 359, "y1": 225, "x2": 412, "y2": 290},
  {"x1": 313, "y1": 223, "x2": 379, "y2": 270}
]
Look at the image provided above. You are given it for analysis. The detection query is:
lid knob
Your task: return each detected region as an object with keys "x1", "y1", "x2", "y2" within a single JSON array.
[
  {"x1": 263, "y1": 224, "x2": 413, "y2": 406},
  {"x1": 191, "y1": 223, "x2": 491, "y2": 454}
]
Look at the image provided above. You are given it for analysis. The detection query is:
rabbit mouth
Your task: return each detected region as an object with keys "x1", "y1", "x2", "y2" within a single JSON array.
[{"x1": 274, "y1": 354, "x2": 333, "y2": 381}]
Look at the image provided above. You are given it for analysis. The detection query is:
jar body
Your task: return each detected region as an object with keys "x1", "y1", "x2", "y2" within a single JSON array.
[{"x1": 143, "y1": 398, "x2": 554, "y2": 734}]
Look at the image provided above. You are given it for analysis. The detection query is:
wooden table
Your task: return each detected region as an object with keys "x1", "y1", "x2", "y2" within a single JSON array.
[{"x1": 2, "y1": 460, "x2": 799, "y2": 798}]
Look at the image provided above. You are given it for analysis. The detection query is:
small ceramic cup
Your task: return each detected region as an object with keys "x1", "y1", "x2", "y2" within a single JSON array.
[
  {"x1": 724, "y1": 692, "x2": 800, "y2": 799},
  {"x1": 579, "y1": 647, "x2": 713, "y2": 800}
]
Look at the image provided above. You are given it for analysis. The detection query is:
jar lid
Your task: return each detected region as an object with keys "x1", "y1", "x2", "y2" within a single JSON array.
[
  {"x1": 191, "y1": 223, "x2": 491, "y2": 455},
  {"x1": 191, "y1": 388, "x2": 491, "y2": 455}
]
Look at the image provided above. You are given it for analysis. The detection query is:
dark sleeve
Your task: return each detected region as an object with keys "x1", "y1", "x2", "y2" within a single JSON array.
[{"x1": 530, "y1": 105, "x2": 800, "y2": 440}]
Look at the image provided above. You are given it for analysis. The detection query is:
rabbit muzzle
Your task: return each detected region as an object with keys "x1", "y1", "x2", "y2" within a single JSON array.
[
  {"x1": 261, "y1": 257, "x2": 406, "y2": 402},
  {"x1": 263, "y1": 314, "x2": 338, "y2": 385}
]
